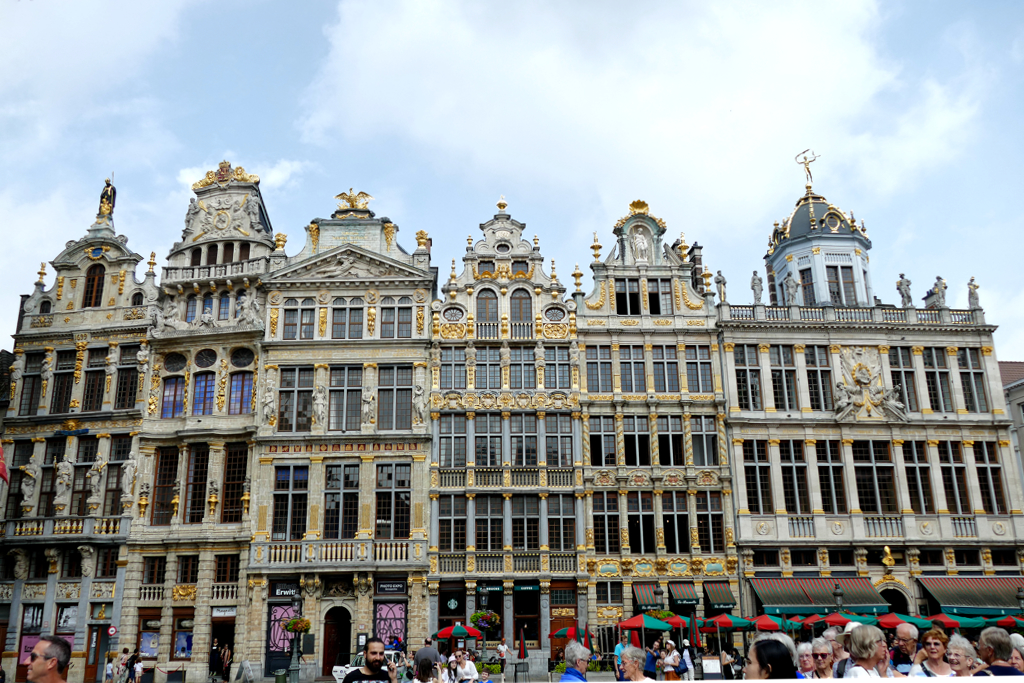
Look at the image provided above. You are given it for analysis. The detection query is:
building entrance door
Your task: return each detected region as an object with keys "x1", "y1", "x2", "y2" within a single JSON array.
[
  {"x1": 322, "y1": 607, "x2": 352, "y2": 676},
  {"x1": 85, "y1": 626, "x2": 103, "y2": 682}
]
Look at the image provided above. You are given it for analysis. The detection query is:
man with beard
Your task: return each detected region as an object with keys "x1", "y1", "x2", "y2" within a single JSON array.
[{"x1": 343, "y1": 638, "x2": 398, "y2": 683}]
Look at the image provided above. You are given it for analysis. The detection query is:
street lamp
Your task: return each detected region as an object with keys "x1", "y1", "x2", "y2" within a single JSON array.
[
  {"x1": 289, "y1": 595, "x2": 302, "y2": 683},
  {"x1": 654, "y1": 585, "x2": 665, "y2": 610},
  {"x1": 833, "y1": 584, "x2": 844, "y2": 611},
  {"x1": 1016, "y1": 586, "x2": 1024, "y2": 614}
]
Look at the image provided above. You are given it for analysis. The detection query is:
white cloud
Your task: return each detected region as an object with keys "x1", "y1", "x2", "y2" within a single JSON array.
[{"x1": 260, "y1": 160, "x2": 309, "y2": 191}]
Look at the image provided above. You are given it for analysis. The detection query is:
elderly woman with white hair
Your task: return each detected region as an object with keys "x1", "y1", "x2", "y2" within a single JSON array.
[
  {"x1": 945, "y1": 635, "x2": 978, "y2": 677},
  {"x1": 796, "y1": 642, "x2": 815, "y2": 676},
  {"x1": 809, "y1": 637, "x2": 833, "y2": 678},
  {"x1": 619, "y1": 645, "x2": 656, "y2": 683}
]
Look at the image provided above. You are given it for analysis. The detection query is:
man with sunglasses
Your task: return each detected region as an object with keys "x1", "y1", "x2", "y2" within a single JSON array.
[{"x1": 24, "y1": 635, "x2": 71, "y2": 683}]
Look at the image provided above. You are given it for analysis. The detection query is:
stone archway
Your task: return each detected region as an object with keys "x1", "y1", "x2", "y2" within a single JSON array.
[
  {"x1": 880, "y1": 587, "x2": 909, "y2": 615},
  {"x1": 322, "y1": 606, "x2": 353, "y2": 675}
]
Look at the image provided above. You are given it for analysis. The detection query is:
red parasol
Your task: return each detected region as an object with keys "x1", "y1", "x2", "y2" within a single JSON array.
[{"x1": 518, "y1": 628, "x2": 528, "y2": 659}]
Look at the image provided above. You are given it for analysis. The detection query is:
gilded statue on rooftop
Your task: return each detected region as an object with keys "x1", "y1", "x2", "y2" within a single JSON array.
[{"x1": 795, "y1": 149, "x2": 819, "y2": 185}]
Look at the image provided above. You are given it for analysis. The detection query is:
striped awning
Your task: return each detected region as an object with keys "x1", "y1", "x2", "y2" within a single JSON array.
[
  {"x1": 704, "y1": 582, "x2": 737, "y2": 610},
  {"x1": 750, "y1": 578, "x2": 888, "y2": 615},
  {"x1": 919, "y1": 577, "x2": 1024, "y2": 616},
  {"x1": 668, "y1": 582, "x2": 699, "y2": 606},
  {"x1": 633, "y1": 583, "x2": 662, "y2": 610}
]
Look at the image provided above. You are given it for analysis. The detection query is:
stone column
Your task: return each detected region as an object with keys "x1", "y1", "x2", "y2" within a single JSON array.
[
  {"x1": 653, "y1": 488, "x2": 666, "y2": 554},
  {"x1": 677, "y1": 343, "x2": 689, "y2": 394},
  {"x1": 539, "y1": 493, "x2": 549, "y2": 550},
  {"x1": 503, "y1": 494, "x2": 513, "y2": 551},
  {"x1": 758, "y1": 344, "x2": 776, "y2": 413},
  {"x1": 960, "y1": 441, "x2": 987, "y2": 515},
  {"x1": 611, "y1": 342, "x2": 622, "y2": 394},
  {"x1": 926, "y1": 440, "x2": 949, "y2": 513},
  {"x1": 980, "y1": 347, "x2": 1006, "y2": 417},
  {"x1": 584, "y1": 492, "x2": 595, "y2": 553},
  {"x1": 945, "y1": 347, "x2": 967, "y2": 413},
  {"x1": 649, "y1": 412, "x2": 660, "y2": 467},
  {"x1": 840, "y1": 439, "x2": 860, "y2": 513},
  {"x1": 687, "y1": 489, "x2": 700, "y2": 553},
  {"x1": 466, "y1": 494, "x2": 477, "y2": 552},
  {"x1": 502, "y1": 582, "x2": 514, "y2": 645},
  {"x1": 733, "y1": 440, "x2": 749, "y2": 514},
  {"x1": 767, "y1": 439, "x2": 786, "y2": 515},
  {"x1": 428, "y1": 583, "x2": 439, "y2": 635},
  {"x1": 358, "y1": 454, "x2": 375, "y2": 541},
  {"x1": 804, "y1": 440, "x2": 824, "y2": 514},
  {"x1": 307, "y1": 454, "x2": 324, "y2": 540},
  {"x1": 192, "y1": 553, "x2": 217, "y2": 671},
  {"x1": 890, "y1": 440, "x2": 914, "y2": 515},
  {"x1": 722, "y1": 343, "x2": 739, "y2": 413},
  {"x1": 793, "y1": 345, "x2": 812, "y2": 413},
  {"x1": 618, "y1": 489, "x2": 631, "y2": 554},
  {"x1": 465, "y1": 581, "x2": 476, "y2": 625},
  {"x1": 910, "y1": 347, "x2": 932, "y2": 414},
  {"x1": 539, "y1": 582, "x2": 551, "y2": 657},
  {"x1": 575, "y1": 492, "x2": 586, "y2": 552}
]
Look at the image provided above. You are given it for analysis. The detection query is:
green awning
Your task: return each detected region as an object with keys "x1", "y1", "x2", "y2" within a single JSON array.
[
  {"x1": 918, "y1": 577, "x2": 1024, "y2": 616},
  {"x1": 750, "y1": 578, "x2": 888, "y2": 615},
  {"x1": 704, "y1": 582, "x2": 736, "y2": 610},
  {"x1": 633, "y1": 583, "x2": 661, "y2": 610},
  {"x1": 668, "y1": 582, "x2": 699, "y2": 606}
]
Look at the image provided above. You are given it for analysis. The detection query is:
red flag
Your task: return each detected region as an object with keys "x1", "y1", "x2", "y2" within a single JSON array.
[
  {"x1": 582, "y1": 622, "x2": 593, "y2": 652},
  {"x1": 630, "y1": 630, "x2": 641, "y2": 647},
  {"x1": 0, "y1": 443, "x2": 8, "y2": 484},
  {"x1": 689, "y1": 613, "x2": 701, "y2": 648}
]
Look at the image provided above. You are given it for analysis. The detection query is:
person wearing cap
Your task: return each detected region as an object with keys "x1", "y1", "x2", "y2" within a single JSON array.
[
  {"x1": 679, "y1": 641, "x2": 693, "y2": 681},
  {"x1": 832, "y1": 622, "x2": 860, "y2": 678},
  {"x1": 662, "y1": 641, "x2": 680, "y2": 681}
]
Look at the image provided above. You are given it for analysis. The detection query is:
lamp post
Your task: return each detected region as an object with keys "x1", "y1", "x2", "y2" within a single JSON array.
[
  {"x1": 289, "y1": 595, "x2": 302, "y2": 683},
  {"x1": 1016, "y1": 586, "x2": 1024, "y2": 614},
  {"x1": 833, "y1": 584, "x2": 844, "y2": 612}
]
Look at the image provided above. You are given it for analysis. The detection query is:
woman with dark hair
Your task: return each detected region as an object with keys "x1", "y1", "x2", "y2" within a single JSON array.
[
  {"x1": 742, "y1": 639, "x2": 798, "y2": 680},
  {"x1": 413, "y1": 658, "x2": 438, "y2": 683}
]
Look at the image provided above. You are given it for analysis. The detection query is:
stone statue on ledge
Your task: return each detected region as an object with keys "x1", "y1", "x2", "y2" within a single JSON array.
[
  {"x1": 750, "y1": 271, "x2": 763, "y2": 304},
  {"x1": 967, "y1": 277, "x2": 980, "y2": 309},
  {"x1": 897, "y1": 274, "x2": 913, "y2": 308}
]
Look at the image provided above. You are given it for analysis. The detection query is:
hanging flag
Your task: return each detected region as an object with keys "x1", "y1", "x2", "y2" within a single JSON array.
[
  {"x1": 582, "y1": 622, "x2": 593, "y2": 652},
  {"x1": 689, "y1": 613, "x2": 702, "y2": 649},
  {"x1": 0, "y1": 443, "x2": 8, "y2": 484},
  {"x1": 518, "y1": 628, "x2": 528, "y2": 659}
]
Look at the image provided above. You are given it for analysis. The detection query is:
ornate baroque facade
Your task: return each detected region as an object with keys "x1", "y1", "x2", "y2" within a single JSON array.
[{"x1": 1, "y1": 163, "x2": 1022, "y2": 683}]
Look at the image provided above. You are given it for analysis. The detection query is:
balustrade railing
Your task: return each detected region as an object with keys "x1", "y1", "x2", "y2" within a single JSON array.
[
  {"x1": 476, "y1": 322, "x2": 499, "y2": 340},
  {"x1": 731, "y1": 306, "x2": 754, "y2": 320},
  {"x1": 476, "y1": 468, "x2": 503, "y2": 487},
  {"x1": 211, "y1": 583, "x2": 238, "y2": 601},
  {"x1": 550, "y1": 553, "x2": 577, "y2": 573},
  {"x1": 139, "y1": 586, "x2": 165, "y2": 602},
  {"x1": 950, "y1": 310, "x2": 975, "y2": 324},
  {"x1": 765, "y1": 307, "x2": 790, "y2": 321},
  {"x1": 510, "y1": 323, "x2": 533, "y2": 340},
  {"x1": 800, "y1": 308, "x2": 824, "y2": 321},
  {"x1": 864, "y1": 516, "x2": 904, "y2": 537},
  {"x1": 951, "y1": 516, "x2": 977, "y2": 538},
  {"x1": 788, "y1": 516, "x2": 815, "y2": 538},
  {"x1": 439, "y1": 554, "x2": 465, "y2": 574},
  {"x1": 54, "y1": 519, "x2": 84, "y2": 534},
  {"x1": 439, "y1": 469, "x2": 465, "y2": 488},
  {"x1": 834, "y1": 308, "x2": 873, "y2": 322},
  {"x1": 548, "y1": 469, "x2": 574, "y2": 487},
  {"x1": 917, "y1": 310, "x2": 941, "y2": 323},
  {"x1": 882, "y1": 309, "x2": 908, "y2": 323},
  {"x1": 511, "y1": 469, "x2": 539, "y2": 487},
  {"x1": 476, "y1": 554, "x2": 505, "y2": 574},
  {"x1": 514, "y1": 553, "x2": 541, "y2": 573},
  {"x1": 163, "y1": 257, "x2": 267, "y2": 282}
]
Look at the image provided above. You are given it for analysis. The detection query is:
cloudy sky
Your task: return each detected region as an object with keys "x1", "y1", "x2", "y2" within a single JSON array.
[{"x1": 2, "y1": 1, "x2": 1023, "y2": 359}]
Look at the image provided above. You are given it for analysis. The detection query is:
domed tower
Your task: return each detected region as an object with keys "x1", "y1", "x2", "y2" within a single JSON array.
[{"x1": 765, "y1": 181, "x2": 872, "y2": 308}]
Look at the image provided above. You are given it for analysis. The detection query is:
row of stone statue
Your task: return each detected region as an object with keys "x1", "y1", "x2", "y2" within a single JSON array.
[
  {"x1": 709, "y1": 271, "x2": 982, "y2": 308},
  {"x1": 18, "y1": 454, "x2": 137, "y2": 516}
]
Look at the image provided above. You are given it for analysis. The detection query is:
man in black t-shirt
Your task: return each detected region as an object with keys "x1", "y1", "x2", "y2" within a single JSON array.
[{"x1": 343, "y1": 638, "x2": 398, "y2": 683}]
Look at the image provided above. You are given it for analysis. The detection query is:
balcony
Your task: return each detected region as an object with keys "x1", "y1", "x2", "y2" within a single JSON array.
[
  {"x1": 719, "y1": 304, "x2": 985, "y2": 327},
  {"x1": 765, "y1": 306, "x2": 790, "y2": 321},
  {"x1": 6, "y1": 516, "x2": 125, "y2": 540},
  {"x1": 788, "y1": 516, "x2": 815, "y2": 538},
  {"x1": 439, "y1": 469, "x2": 465, "y2": 488},
  {"x1": 476, "y1": 554, "x2": 505, "y2": 573},
  {"x1": 510, "y1": 469, "x2": 539, "y2": 487},
  {"x1": 439, "y1": 554, "x2": 465, "y2": 574},
  {"x1": 799, "y1": 308, "x2": 824, "y2": 321},
  {"x1": 139, "y1": 586, "x2": 165, "y2": 602},
  {"x1": 476, "y1": 468, "x2": 503, "y2": 487},
  {"x1": 162, "y1": 257, "x2": 268, "y2": 283},
  {"x1": 834, "y1": 308, "x2": 873, "y2": 322},
  {"x1": 514, "y1": 553, "x2": 541, "y2": 572},
  {"x1": 252, "y1": 539, "x2": 421, "y2": 568},
  {"x1": 510, "y1": 322, "x2": 533, "y2": 340},
  {"x1": 548, "y1": 469, "x2": 574, "y2": 488},
  {"x1": 549, "y1": 553, "x2": 577, "y2": 574},
  {"x1": 476, "y1": 322, "x2": 499, "y2": 340},
  {"x1": 864, "y1": 516, "x2": 904, "y2": 538},
  {"x1": 730, "y1": 306, "x2": 754, "y2": 320},
  {"x1": 951, "y1": 516, "x2": 977, "y2": 538},
  {"x1": 211, "y1": 583, "x2": 239, "y2": 601}
]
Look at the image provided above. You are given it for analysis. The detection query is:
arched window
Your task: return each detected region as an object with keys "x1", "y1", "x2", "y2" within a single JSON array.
[
  {"x1": 510, "y1": 289, "x2": 532, "y2": 322},
  {"x1": 202, "y1": 294, "x2": 214, "y2": 317},
  {"x1": 131, "y1": 292, "x2": 144, "y2": 306},
  {"x1": 190, "y1": 249, "x2": 202, "y2": 267},
  {"x1": 218, "y1": 291, "x2": 231, "y2": 320},
  {"x1": 82, "y1": 265, "x2": 105, "y2": 308},
  {"x1": 39, "y1": 300, "x2": 51, "y2": 314},
  {"x1": 161, "y1": 377, "x2": 185, "y2": 418},
  {"x1": 185, "y1": 295, "x2": 197, "y2": 323},
  {"x1": 300, "y1": 298, "x2": 316, "y2": 339},
  {"x1": 477, "y1": 289, "x2": 498, "y2": 321},
  {"x1": 192, "y1": 372, "x2": 216, "y2": 415},
  {"x1": 332, "y1": 298, "x2": 363, "y2": 339},
  {"x1": 239, "y1": 243, "x2": 250, "y2": 261},
  {"x1": 223, "y1": 243, "x2": 234, "y2": 263},
  {"x1": 206, "y1": 244, "x2": 218, "y2": 265}
]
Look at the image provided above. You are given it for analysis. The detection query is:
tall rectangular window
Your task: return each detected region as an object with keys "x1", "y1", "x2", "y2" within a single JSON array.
[
  {"x1": 471, "y1": 347, "x2": 496, "y2": 390},
  {"x1": 438, "y1": 494, "x2": 467, "y2": 552},
  {"x1": 82, "y1": 349, "x2": 107, "y2": 412},
  {"x1": 957, "y1": 348, "x2": 988, "y2": 413},
  {"x1": 734, "y1": 345, "x2": 762, "y2": 410},
  {"x1": 508, "y1": 347, "x2": 536, "y2": 390},
  {"x1": 622, "y1": 415, "x2": 650, "y2": 467},
  {"x1": 215, "y1": 555, "x2": 239, "y2": 584},
  {"x1": 657, "y1": 415, "x2": 685, "y2": 467},
  {"x1": 331, "y1": 298, "x2": 364, "y2": 339},
  {"x1": 474, "y1": 413, "x2": 502, "y2": 467},
  {"x1": 511, "y1": 414, "x2": 538, "y2": 466},
  {"x1": 841, "y1": 266, "x2": 856, "y2": 305},
  {"x1": 221, "y1": 442, "x2": 248, "y2": 524},
  {"x1": 375, "y1": 464, "x2": 411, "y2": 539},
  {"x1": 799, "y1": 268, "x2": 815, "y2": 305},
  {"x1": 695, "y1": 491, "x2": 724, "y2": 553},
  {"x1": 779, "y1": 440, "x2": 809, "y2": 514},
  {"x1": 114, "y1": 345, "x2": 140, "y2": 409},
  {"x1": 627, "y1": 492, "x2": 656, "y2": 554},
  {"x1": 439, "y1": 415, "x2": 467, "y2": 468},
  {"x1": 377, "y1": 365, "x2": 412, "y2": 430},
  {"x1": 647, "y1": 278, "x2": 673, "y2": 315},
  {"x1": 692, "y1": 415, "x2": 718, "y2": 467},
  {"x1": 744, "y1": 441, "x2": 772, "y2": 514},
  {"x1": 614, "y1": 278, "x2": 642, "y2": 315},
  {"x1": 278, "y1": 367, "x2": 314, "y2": 432},
  {"x1": 152, "y1": 447, "x2": 180, "y2": 525},
  {"x1": 974, "y1": 442, "x2": 1007, "y2": 515},
  {"x1": 379, "y1": 297, "x2": 413, "y2": 339},
  {"x1": 19, "y1": 352, "x2": 44, "y2": 416},
  {"x1": 547, "y1": 494, "x2": 576, "y2": 552},
  {"x1": 161, "y1": 377, "x2": 185, "y2": 418},
  {"x1": 816, "y1": 440, "x2": 847, "y2": 514},
  {"x1": 475, "y1": 495, "x2": 504, "y2": 551},
  {"x1": 439, "y1": 347, "x2": 466, "y2": 390},
  {"x1": 192, "y1": 373, "x2": 215, "y2": 415},
  {"x1": 662, "y1": 491, "x2": 689, "y2": 554},
  {"x1": 685, "y1": 345, "x2": 714, "y2": 393},
  {"x1": 770, "y1": 345, "x2": 798, "y2": 411},
  {"x1": 805, "y1": 346, "x2": 834, "y2": 411},
  {"x1": 50, "y1": 350, "x2": 76, "y2": 414},
  {"x1": 922, "y1": 348, "x2": 954, "y2": 413},
  {"x1": 229, "y1": 372, "x2": 253, "y2": 415},
  {"x1": 619, "y1": 345, "x2": 646, "y2": 393},
  {"x1": 177, "y1": 555, "x2": 199, "y2": 584},
  {"x1": 593, "y1": 491, "x2": 620, "y2": 555},
  {"x1": 512, "y1": 495, "x2": 540, "y2": 550},
  {"x1": 586, "y1": 345, "x2": 612, "y2": 392},
  {"x1": 903, "y1": 441, "x2": 934, "y2": 514},
  {"x1": 143, "y1": 557, "x2": 166, "y2": 584},
  {"x1": 652, "y1": 346, "x2": 679, "y2": 393},
  {"x1": 888, "y1": 348, "x2": 919, "y2": 412},
  {"x1": 938, "y1": 441, "x2": 971, "y2": 515},
  {"x1": 545, "y1": 413, "x2": 573, "y2": 467},
  {"x1": 272, "y1": 466, "x2": 308, "y2": 541},
  {"x1": 328, "y1": 366, "x2": 362, "y2": 431},
  {"x1": 184, "y1": 444, "x2": 209, "y2": 524},
  {"x1": 588, "y1": 416, "x2": 616, "y2": 467},
  {"x1": 852, "y1": 441, "x2": 897, "y2": 514},
  {"x1": 543, "y1": 346, "x2": 571, "y2": 390},
  {"x1": 324, "y1": 464, "x2": 359, "y2": 540},
  {"x1": 596, "y1": 582, "x2": 622, "y2": 605}
]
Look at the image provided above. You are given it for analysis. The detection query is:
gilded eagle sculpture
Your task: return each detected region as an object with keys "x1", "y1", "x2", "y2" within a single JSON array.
[{"x1": 335, "y1": 189, "x2": 374, "y2": 210}]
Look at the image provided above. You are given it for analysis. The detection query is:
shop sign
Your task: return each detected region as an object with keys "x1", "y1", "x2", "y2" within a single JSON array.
[
  {"x1": 513, "y1": 585, "x2": 539, "y2": 591},
  {"x1": 271, "y1": 582, "x2": 300, "y2": 598},
  {"x1": 212, "y1": 607, "x2": 237, "y2": 617},
  {"x1": 376, "y1": 581, "x2": 407, "y2": 595},
  {"x1": 477, "y1": 586, "x2": 504, "y2": 592}
]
